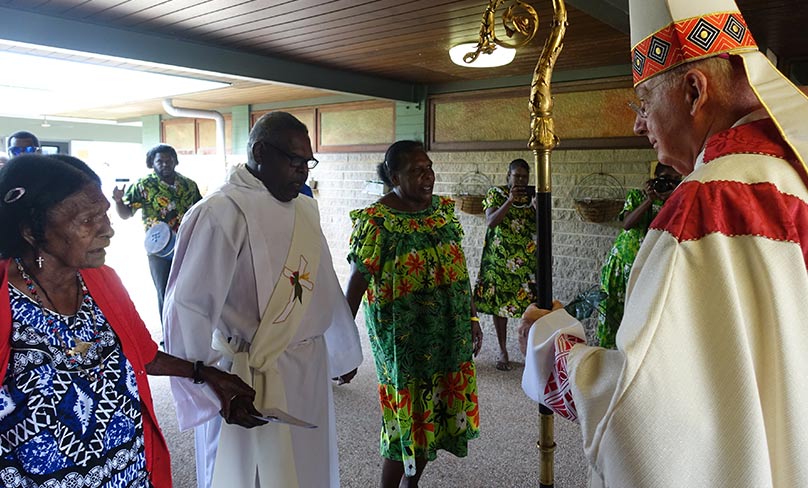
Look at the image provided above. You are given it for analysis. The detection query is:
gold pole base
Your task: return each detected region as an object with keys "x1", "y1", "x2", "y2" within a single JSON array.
[{"x1": 538, "y1": 409, "x2": 556, "y2": 486}]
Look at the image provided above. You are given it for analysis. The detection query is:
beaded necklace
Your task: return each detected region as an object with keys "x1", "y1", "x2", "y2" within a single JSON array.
[{"x1": 14, "y1": 257, "x2": 104, "y2": 377}]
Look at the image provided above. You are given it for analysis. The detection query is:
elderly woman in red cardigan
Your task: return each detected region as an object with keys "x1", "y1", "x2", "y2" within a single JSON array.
[{"x1": 0, "y1": 155, "x2": 262, "y2": 488}]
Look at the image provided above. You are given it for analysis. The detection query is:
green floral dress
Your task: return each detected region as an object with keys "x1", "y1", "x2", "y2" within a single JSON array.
[
  {"x1": 348, "y1": 195, "x2": 480, "y2": 476},
  {"x1": 123, "y1": 172, "x2": 202, "y2": 232},
  {"x1": 474, "y1": 186, "x2": 537, "y2": 318},
  {"x1": 597, "y1": 188, "x2": 663, "y2": 348}
]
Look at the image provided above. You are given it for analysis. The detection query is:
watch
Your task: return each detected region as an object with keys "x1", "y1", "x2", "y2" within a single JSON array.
[{"x1": 192, "y1": 360, "x2": 205, "y2": 384}]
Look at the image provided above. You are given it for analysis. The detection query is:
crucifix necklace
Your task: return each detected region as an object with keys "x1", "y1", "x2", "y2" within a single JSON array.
[{"x1": 14, "y1": 258, "x2": 101, "y2": 363}]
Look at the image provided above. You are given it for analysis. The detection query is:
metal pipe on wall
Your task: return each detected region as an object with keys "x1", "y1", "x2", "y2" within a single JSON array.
[{"x1": 161, "y1": 99, "x2": 226, "y2": 164}]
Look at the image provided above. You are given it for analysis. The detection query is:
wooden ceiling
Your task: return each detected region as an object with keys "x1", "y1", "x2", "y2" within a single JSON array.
[
  {"x1": 1, "y1": 0, "x2": 630, "y2": 83},
  {"x1": 0, "y1": 0, "x2": 804, "y2": 121}
]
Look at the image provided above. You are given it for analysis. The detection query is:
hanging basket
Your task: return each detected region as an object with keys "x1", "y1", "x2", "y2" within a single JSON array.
[
  {"x1": 570, "y1": 173, "x2": 625, "y2": 223},
  {"x1": 573, "y1": 198, "x2": 625, "y2": 223},
  {"x1": 453, "y1": 169, "x2": 493, "y2": 215},
  {"x1": 456, "y1": 194, "x2": 485, "y2": 214}
]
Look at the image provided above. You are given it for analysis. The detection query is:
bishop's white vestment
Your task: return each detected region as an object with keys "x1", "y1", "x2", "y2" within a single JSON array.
[
  {"x1": 523, "y1": 114, "x2": 808, "y2": 487},
  {"x1": 164, "y1": 165, "x2": 362, "y2": 488}
]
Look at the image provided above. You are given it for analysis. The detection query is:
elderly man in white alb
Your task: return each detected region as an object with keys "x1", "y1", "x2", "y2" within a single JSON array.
[
  {"x1": 520, "y1": 0, "x2": 808, "y2": 487},
  {"x1": 164, "y1": 112, "x2": 362, "y2": 488}
]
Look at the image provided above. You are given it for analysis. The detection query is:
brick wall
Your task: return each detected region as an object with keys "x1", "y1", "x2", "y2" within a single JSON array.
[{"x1": 314, "y1": 147, "x2": 656, "y2": 333}]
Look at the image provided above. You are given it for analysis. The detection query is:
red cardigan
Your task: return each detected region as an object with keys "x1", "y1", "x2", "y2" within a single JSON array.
[{"x1": 0, "y1": 259, "x2": 172, "y2": 487}]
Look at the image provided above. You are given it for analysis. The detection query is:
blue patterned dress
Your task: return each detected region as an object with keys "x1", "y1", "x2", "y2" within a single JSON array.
[{"x1": 0, "y1": 285, "x2": 151, "y2": 488}]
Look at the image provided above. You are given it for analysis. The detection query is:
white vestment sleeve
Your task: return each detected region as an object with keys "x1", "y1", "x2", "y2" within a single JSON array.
[
  {"x1": 165, "y1": 202, "x2": 242, "y2": 431},
  {"x1": 572, "y1": 228, "x2": 808, "y2": 486},
  {"x1": 522, "y1": 309, "x2": 585, "y2": 403},
  {"x1": 316, "y1": 227, "x2": 362, "y2": 378},
  {"x1": 324, "y1": 288, "x2": 363, "y2": 378}
]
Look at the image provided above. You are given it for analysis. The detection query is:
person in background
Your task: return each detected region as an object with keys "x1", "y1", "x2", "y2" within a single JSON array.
[
  {"x1": 164, "y1": 112, "x2": 362, "y2": 488},
  {"x1": 519, "y1": 0, "x2": 808, "y2": 485},
  {"x1": 345, "y1": 140, "x2": 483, "y2": 488},
  {"x1": 596, "y1": 162, "x2": 680, "y2": 348},
  {"x1": 111, "y1": 144, "x2": 201, "y2": 321},
  {"x1": 0, "y1": 155, "x2": 8, "y2": 168},
  {"x1": 6, "y1": 130, "x2": 41, "y2": 158},
  {"x1": 474, "y1": 158, "x2": 537, "y2": 370},
  {"x1": 0, "y1": 155, "x2": 256, "y2": 488}
]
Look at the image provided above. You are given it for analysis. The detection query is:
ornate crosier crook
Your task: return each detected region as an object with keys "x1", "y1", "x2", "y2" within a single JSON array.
[
  {"x1": 463, "y1": 1, "x2": 539, "y2": 64},
  {"x1": 465, "y1": 1, "x2": 568, "y2": 487}
]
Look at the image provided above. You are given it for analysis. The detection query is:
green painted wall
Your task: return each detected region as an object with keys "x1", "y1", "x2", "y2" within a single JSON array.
[
  {"x1": 230, "y1": 105, "x2": 250, "y2": 155},
  {"x1": 140, "y1": 114, "x2": 161, "y2": 150},
  {"x1": 395, "y1": 100, "x2": 426, "y2": 142}
]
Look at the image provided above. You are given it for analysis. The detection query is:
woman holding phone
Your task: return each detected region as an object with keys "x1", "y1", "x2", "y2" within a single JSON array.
[{"x1": 474, "y1": 158, "x2": 537, "y2": 371}]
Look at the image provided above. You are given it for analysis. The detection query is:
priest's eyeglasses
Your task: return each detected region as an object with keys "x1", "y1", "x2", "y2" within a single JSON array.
[
  {"x1": 628, "y1": 75, "x2": 667, "y2": 119},
  {"x1": 265, "y1": 142, "x2": 319, "y2": 169},
  {"x1": 627, "y1": 100, "x2": 647, "y2": 119}
]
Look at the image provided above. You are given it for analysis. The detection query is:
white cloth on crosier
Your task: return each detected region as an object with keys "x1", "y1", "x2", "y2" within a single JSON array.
[
  {"x1": 164, "y1": 165, "x2": 362, "y2": 488},
  {"x1": 523, "y1": 116, "x2": 808, "y2": 487}
]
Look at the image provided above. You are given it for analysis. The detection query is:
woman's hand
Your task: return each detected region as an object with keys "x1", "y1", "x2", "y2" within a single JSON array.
[
  {"x1": 643, "y1": 178, "x2": 676, "y2": 202},
  {"x1": 471, "y1": 319, "x2": 483, "y2": 356},
  {"x1": 202, "y1": 366, "x2": 267, "y2": 429},
  {"x1": 144, "y1": 352, "x2": 266, "y2": 429},
  {"x1": 508, "y1": 184, "x2": 528, "y2": 203},
  {"x1": 223, "y1": 395, "x2": 267, "y2": 429}
]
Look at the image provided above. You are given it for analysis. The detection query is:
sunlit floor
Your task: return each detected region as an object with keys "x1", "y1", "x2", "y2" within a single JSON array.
[{"x1": 105, "y1": 213, "x2": 588, "y2": 488}]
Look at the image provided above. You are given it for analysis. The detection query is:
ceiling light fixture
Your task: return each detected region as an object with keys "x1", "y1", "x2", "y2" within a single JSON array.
[{"x1": 449, "y1": 42, "x2": 516, "y2": 68}]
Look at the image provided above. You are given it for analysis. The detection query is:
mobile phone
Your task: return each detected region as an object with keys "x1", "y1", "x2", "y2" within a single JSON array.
[{"x1": 524, "y1": 185, "x2": 536, "y2": 199}]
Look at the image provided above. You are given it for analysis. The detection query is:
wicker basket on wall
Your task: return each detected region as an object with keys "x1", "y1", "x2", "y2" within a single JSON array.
[
  {"x1": 570, "y1": 173, "x2": 625, "y2": 223},
  {"x1": 454, "y1": 169, "x2": 493, "y2": 215},
  {"x1": 456, "y1": 194, "x2": 485, "y2": 214}
]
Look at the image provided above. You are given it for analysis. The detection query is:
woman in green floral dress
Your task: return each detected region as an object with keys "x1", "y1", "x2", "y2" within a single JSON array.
[
  {"x1": 598, "y1": 162, "x2": 681, "y2": 348},
  {"x1": 474, "y1": 159, "x2": 537, "y2": 371},
  {"x1": 346, "y1": 141, "x2": 483, "y2": 488}
]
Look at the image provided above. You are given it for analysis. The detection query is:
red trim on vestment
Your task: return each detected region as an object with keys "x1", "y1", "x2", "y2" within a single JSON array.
[
  {"x1": 703, "y1": 118, "x2": 797, "y2": 165},
  {"x1": 650, "y1": 120, "x2": 808, "y2": 268},
  {"x1": 653, "y1": 179, "x2": 806, "y2": 244},
  {"x1": 543, "y1": 332, "x2": 584, "y2": 422}
]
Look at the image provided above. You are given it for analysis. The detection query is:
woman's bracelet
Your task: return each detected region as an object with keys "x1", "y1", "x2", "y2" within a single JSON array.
[
  {"x1": 470, "y1": 317, "x2": 480, "y2": 322},
  {"x1": 192, "y1": 360, "x2": 205, "y2": 384}
]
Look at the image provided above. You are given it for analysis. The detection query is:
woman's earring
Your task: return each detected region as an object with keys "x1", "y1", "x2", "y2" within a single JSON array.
[{"x1": 36, "y1": 255, "x2": 44, "y2": 269}]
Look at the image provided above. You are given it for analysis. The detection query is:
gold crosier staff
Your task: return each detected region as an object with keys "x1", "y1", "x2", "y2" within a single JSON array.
[{"x1": 464, "y1": 1, "x2": 567, "y2": 486}]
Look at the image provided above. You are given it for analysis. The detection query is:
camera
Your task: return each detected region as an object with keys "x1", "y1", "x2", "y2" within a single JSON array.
[
  {"x1": 651, "y1": 176, "x2": 677, "y2": 194},
  {"x1": 513, "y1": 185, "x2": 535, "y2": 202}
]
